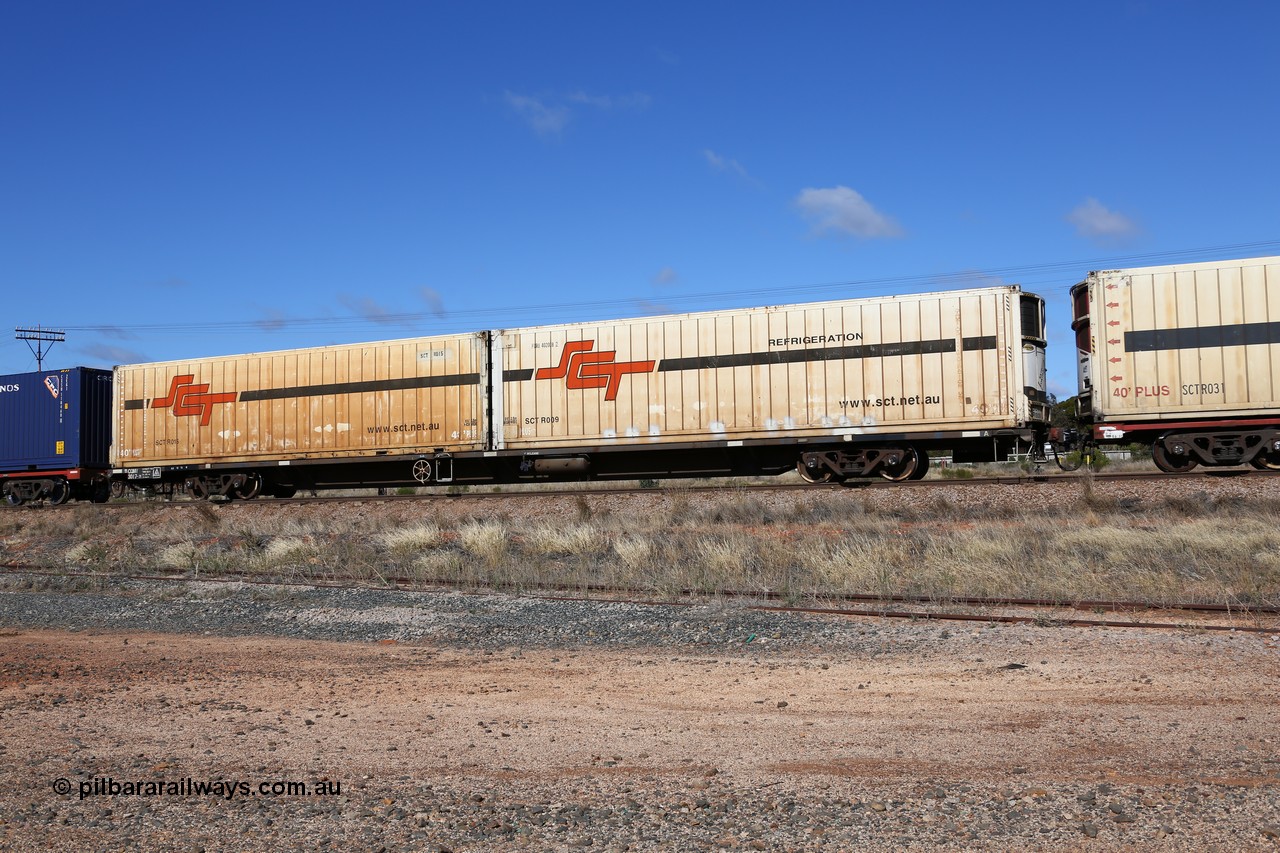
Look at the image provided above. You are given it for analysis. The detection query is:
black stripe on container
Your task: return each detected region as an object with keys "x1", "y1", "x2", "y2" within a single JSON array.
[
  {"x1": 503, "y1": 369, "x2": 535, "y2": 382},
  {"x1": 123, "y1": 399, "x2": 146, "y2": 410},
  {"x1": 962, "y1": 335, "x2": 998, "y2": 351},
  {"x1": 1125, "y1": 322, "x2": 1280, "y2": 353},
  {"x1": 656, "y1": 335, "x2": 997, "y2": 373},
  {"x1": 239, "y1": 373, "x2": 481, "y2": 402}
]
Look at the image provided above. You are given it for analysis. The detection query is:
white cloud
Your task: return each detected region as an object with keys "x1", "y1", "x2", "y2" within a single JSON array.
[
  {"x1": 794, "y1": 186, "x2": 903, "y2": 239},
  {"x1": 703, "y1": 149, "x2": 752, "y2": 181},
  {"x1": 505, "y1": 90, "x2": 649, "y2": 137},
  {"x1": 1066, "y1": 197, "x2": 1138, "y2": 242},
  {"x1": 504, "y1": 92, "x2": 571, "y2": 137},
  {"x1": 652, "y1": 267, "x2": 679, "y2": 286}
]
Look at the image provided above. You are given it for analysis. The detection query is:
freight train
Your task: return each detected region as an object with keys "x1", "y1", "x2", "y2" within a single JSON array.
[{"x1": 2, "y1": 255, "x2": 1277, "y2": 505}]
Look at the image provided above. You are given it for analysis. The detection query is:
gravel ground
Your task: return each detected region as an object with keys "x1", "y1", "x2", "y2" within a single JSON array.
[
  {"x1": 2, "y1": 577, "x2": 1279, "y2": 851},
  {"x1": 0, "y1": 577, "x2": 944, "y2": 650}
]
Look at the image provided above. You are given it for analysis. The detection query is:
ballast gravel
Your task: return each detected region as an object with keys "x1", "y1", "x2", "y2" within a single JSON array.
[
  {"x1": 1, "y1": 576, "x2": 1278, "y2": 851},
  {"x1": 0, "y1": 579, "x2": 943, "y2": 651}
]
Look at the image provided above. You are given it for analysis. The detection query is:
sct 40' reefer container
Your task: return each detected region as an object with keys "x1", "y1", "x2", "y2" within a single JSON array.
[
  {"x1": 1071, "y1": 255, "x2": 1280, "y2": 471},
  {"x1": 109, "y1": 285, "x2": 1050, "y2": 497},
  {"x1": 491, "y1": 285, "x2": 1049, "y2": 483},
  {"x1": 112, "y1": 334, "x2": 487, "y2": 498},
  {"x1": 1, "y1": 367, "x2": 113, "y2": 505}
]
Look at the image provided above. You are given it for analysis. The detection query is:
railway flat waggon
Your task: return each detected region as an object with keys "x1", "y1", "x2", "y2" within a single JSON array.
[
  {"x1": 0, "y1": 367, "x2": 113, "y2": 505},
  {"x1": 1071, "y1": 256, "x2": 1280, "y2": 471},
  {"x1": 106, "y1": 285, "x2": 1051, "y2": 496}
]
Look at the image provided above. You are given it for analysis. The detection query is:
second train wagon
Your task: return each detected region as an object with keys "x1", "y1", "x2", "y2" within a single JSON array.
[{"x1": 493, "y1": 286, "x2": 1049, "y2": 482}]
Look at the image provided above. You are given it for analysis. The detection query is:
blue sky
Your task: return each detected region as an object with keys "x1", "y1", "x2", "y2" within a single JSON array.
[{"x1": 3, "y1": 1, "x2": 1278, "y2": 397}]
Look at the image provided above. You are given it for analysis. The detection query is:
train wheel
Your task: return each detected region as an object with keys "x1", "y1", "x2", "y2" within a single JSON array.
[
  {"x1": 908, "y1": 448, "x2": 930, "y2": 480},
  {"x1": 796, "y1": 458, "x2": 834, "y2": 485},
  {"x1": 1152, "y1": 441, "x2": 1198, "y2": 473},
  {"x1": 269, "y1": 486, "x2": 298, "y2": 499},
  {"x1": 1250, "y1": 451, "x2": 1280, "y2": 471},
  {"x1": 879, "y1": 446, "x2": 922, "y2": 482},
  {"x1": 233, "y1": 473, "x2": 263, "y2": 500},
  {"x1": 47, "y1": 479, "x2": 71, "y2": 506},
  {"x1": 3, "y1": 489, "x2": 23, "y2": 507}
]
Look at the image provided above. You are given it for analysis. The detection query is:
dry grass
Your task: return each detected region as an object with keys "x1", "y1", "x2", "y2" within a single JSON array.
[
  {"x1": 379, "y1": 523, "x2": 444, "y2": 555},
  {"x1": 523, "y1": 523, "x2": 597, "y2": 557},
  {"x1": 153, "y1": 543, "x2": 201, "y2": 570},
  {"x1": 458, "y1": 521, "x2": 508, "y2": 567},
  {"x1": 5, "y1": 479, "x2": 1280, "y2": 608}
]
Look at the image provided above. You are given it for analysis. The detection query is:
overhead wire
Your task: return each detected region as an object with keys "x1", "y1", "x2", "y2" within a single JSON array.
[{"x1": 54, "y1": 238, "x2": 1280, "y2": 338}]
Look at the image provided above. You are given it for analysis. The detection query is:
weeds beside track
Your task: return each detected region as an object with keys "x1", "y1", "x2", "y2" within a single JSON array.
[{"x1": 4, "y1": 472, "x2": 1280, "y2": 619}]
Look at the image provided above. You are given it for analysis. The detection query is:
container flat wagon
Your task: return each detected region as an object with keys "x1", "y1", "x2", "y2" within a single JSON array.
[
  {"x1": 107, "y1": 285, "x2": 1049, "y2": 496},
  {"x1": 112, "y1": 334, "x2": 488, "y2": 498},
  {"x1": 0, "y1": 367, "x2": 113, "y2": 505},
  {"x1": 487, "y1": 286, "x2": 1049, "y2": 483},
  {"x1": 1070, "y1": 255, "x2": 1280, "y2": 471}
]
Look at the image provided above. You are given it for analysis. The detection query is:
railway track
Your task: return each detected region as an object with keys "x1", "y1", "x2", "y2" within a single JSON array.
[
  {"x1": 4, "y1": 564, "x2": 1277, "y2": 635},
  {"x1": 7, "y1": 467, "x2": 1278, "y2": 511}
]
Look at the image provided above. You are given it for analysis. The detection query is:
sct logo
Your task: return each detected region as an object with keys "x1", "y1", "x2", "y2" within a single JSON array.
[
  {"x1": 535, "y1": 340, "x2": 655, "y2": 401},
  {"x1": 152, "y1": 374, "x2": 237, "y2": 426}
]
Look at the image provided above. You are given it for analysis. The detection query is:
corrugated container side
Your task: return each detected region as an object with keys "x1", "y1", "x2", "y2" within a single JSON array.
[
  {"x1": 0, "y1": 367, "x2": 111, "y2": 471},
  {"x1": 498, "y1": 288, "x2": 1026, "y2": 449},
  {"x1": 1083, "y1": 256, "x2": 1280, "y2": 422},
  {"x1": 114, "y1": 334, "x2": 487, "y2": 468}
]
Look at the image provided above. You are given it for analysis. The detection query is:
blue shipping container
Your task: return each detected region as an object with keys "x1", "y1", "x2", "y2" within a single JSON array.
[{"x1": 0, "y1": 367, "x2": 113, "y2": 472}]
